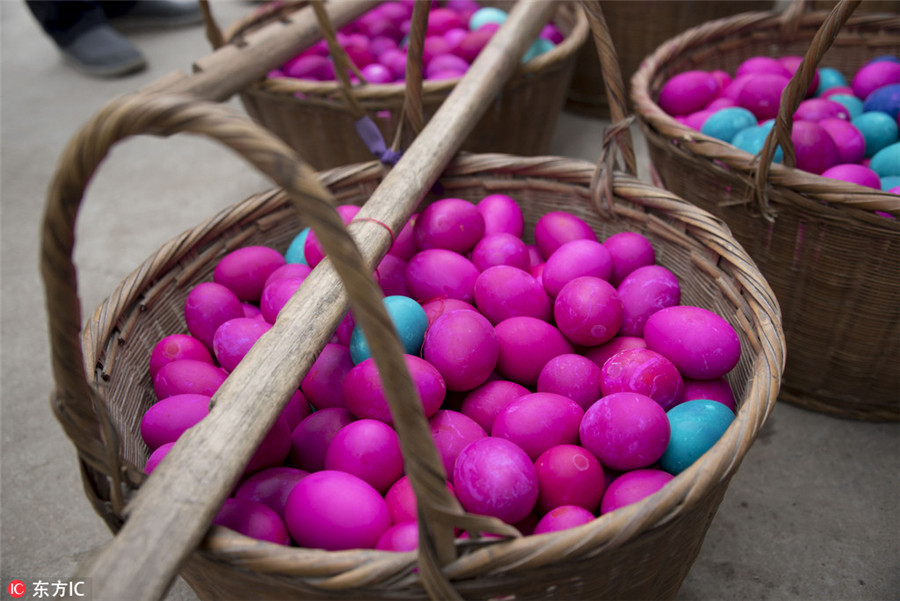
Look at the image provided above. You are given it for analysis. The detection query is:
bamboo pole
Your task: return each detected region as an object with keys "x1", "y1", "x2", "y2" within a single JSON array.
[{"x1": 76, "y1": 2, "x2": 558, "y2": 600}]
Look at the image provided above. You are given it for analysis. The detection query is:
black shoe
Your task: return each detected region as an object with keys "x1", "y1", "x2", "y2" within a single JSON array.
[
  {"x1": 108, "y1": 1, "x2": 204, "y2": 31},
  {"x1": 59, "y1": 24, "x2": 147, "y2": 78}
]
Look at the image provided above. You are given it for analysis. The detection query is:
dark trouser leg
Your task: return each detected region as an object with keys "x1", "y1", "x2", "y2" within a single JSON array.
[{"x1": 24, "y1": 1, "x2": 108, "y2": 47}]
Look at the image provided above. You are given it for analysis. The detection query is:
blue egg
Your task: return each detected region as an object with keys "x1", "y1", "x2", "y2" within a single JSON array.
[
  {"x1": 522, "y1": 37, "x2": 554, "y2": 63},
  {"x1": 285, "y1": 228, "x2": 310, "y2": 264},
  {"x1": 468, "y1": 6, "x2": 507, "y2": 31},
  {"x1": 659, "y1": 399, "x2": 735, "y2": 475},
  {"x1": 881, "y1": 176, "x2": 900, "y2": 191},
  {"x1": 349, "y1": 295, "x2": 429, "y2": 364},
  {"x1": 814, "y1": 66, "x2": 848, "y2": 96},
  {"x1": 731, "y1": 124, "x2": 784, "y2": 163},
  {"x1": 863, "y1": 83, "x2": 900, "y2": 120},
  {"x1": 870, "y1": 142, "x2": 900, "y2": 178},
  {"x1": 701, "y1": 107, "x2": 758, "y2": 142},
  {"x1": 829, "y1": 94, "x2": 865, "y2": 119},
  {"x1": 852, "y1": 111, "x2": 900, "y2": 157}
]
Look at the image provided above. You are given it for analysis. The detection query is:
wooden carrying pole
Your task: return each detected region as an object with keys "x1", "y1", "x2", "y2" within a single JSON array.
[{"x1": 68, "y1": 2, "x2": 559, "y2": 600}]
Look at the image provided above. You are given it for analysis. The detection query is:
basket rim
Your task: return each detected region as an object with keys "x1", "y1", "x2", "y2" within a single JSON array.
[
  {"x1": 629, "y1": 7, "x2": 900, "y2": 217},
  {"x1": 82, "y1": 154, "x2": 784, "y2": 591},
  {"x1": 223, "y1": 0, "x2": 590, "y2": 101}
]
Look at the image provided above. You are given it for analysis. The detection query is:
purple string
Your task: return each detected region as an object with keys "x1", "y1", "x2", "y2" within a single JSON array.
[{"x1": 355, "y1": 116, "x2": 402, "y2": 165}]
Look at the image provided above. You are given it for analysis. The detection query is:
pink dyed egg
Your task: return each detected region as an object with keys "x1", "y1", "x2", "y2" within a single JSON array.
[
  {"x1": 602, "y1": 231, "x2": 656, "y2": 286},
  {"x1": 470, "y1": 233, "x2": 531, "y2": 271},
  {"x1": 460, "y1": 379, "x2": 530, "y2": 433},
  {"x1": 214, "y1": 246, "x2": 286, "y2": 303},
  {"x1": 422, "y1": 309, "x2": 499, "y2": 391},
  {"x1": 184, "y1": 282, "x2": 244, "y2": 350},
  {"x1": 553, "y1": 276, "x2": 624, "y2": 347},
  {"x1": 658, "y1": 70, "x2": 720, "y2": 116},
  {"x1": 736, "y1": 56, "x2": 791, "y2": 79},
  {"x1": 303, "y1": 205, "x2": 360, "y2": 267},
  {"x1": 388, "y1": 214, "x2": 418, "y2": 262},
  {"x1": 794, "y1": 98, "x2": 850, "y2": 122},
  {"x1": 852, "y1": 61, "x2": 900, "y2": 100},
  {"x1": 325, "y1": 419, "x2": 404, "y2": 494},
  {"x1": 643, "y1": 305, "x2": 741, "y2": 380},
  {"x1": 706, "y1": 97, "x2": 737, "y2": 111},
  {"x1": 421, "y1": 297, "x2": 477, "y2": 325},
  {"x1": 235, "y1": 466, "x2": 308, "y2": 518},
  {"x1": 541, "y1": 240, "x2": 613, "y2": 297},
  {"x1": 285, "y1": 470, "x2": 391, "y2": 550},
  {"x1": 534, "y1": 444, "x2": 605, "y2": 513},
  {"x1": 375, "y1": 254, "x2": 409, "y2": 297},
  {"x1": 821, "y1": 163, "x2": 882, "y2": 189},
  {"x1": 580, "y1": 392, "x2": 671, "y2": 471},
  {"x1": 140, "y1": 393, "x2": 211, "y2": 450},
  {"x1": 425, "y1": 53, "x2": 470, "y2": 79},
  {"x1": 737, "y1": 73, "x2": 791, "y2": 120},
  {"x1": 284, "y1": 54, "x2": 334, "y2": 80},
  {"x1": 385, "y1": 475, "x2": 457, "y2": 525},
  {"x1": 477, "y1": 193, "x2": 525, "y2": 237},
  {"x1": 681, "y1": 377, "x2": 737, "y2": 412},
  {"x1": 778, "y1": 55, "x2": 819, "y2": 97},
  {"x1": 600, "y1": 468, "x2": 674, "y2": 514},
  {"x1": 289, "y1": 407, "x2": 356, "y2": 472},
  {"x1": 212, "y1": 317, "x2": 272, "y2": 372},
  {"x1": 376, "y1": 521, "x2": 419, "y2": 552},
  {"x1": 583, "y1": 336, "x2": 648, "y2": 370},
  {"x1": 361, "y1": 62, "x2": 394, "y2": 84},
  {"x1": 405, "y1": 249, "x2": 480, "y2": 303},
  {"x1": 819, "y1": 118, "x2": 867, "y2": 164},
  {"x1": 152, "y1": 359, "x2": 226, "y2": 400},
  {"x1": 244, "y1": 414, "x2": 292, "y2": 476},
  {"x1": 429, "y1": 409, "x2": 488, "y2": 478},
  {"x1": 792, "y1": 120, "x2": 842, "y2": 175},
  {"x1": 452, "y1": 27, "x2": 494, "y2": 63},
  {"x1": 145, "y1": 441, "x2": 175, "y2": 474},
  {"x1": 341, "y1": 355, "x2": 446, "y2": 424},
  {"x1": 149, "y1": 334, "x2": 213, "y2": 378},
  {"x1": 264, "y1": 263, "x2": 311, "y2": 289},
  {"x1": 616, "y1": 265, "x2": 681, "y2": 337},
  {"x1": 453, "y1": 437, "x2": 539, "y2": 524},
  {"x1": 280, "y1": 389, "x2": 312, "y2": 430},
  {"x1": 536, "y1": 353, "x2": 603, "y2": 411},
  {"x1": 599, "y1": 348, "x2": 685, "y2": 411},
  {"x1": 214, "y1": 498, "x2": 290, "y2": 545},
  {"x1": 684, "y1": 109, "x2": 716, "y2": 131},
  {"x1": 533, "y1": 505, "x2": 595, "y2": 535},
  {"x1": 533, "y1": 211, "x2": 598, "y2": 260},
  {"x1": 494, "y1": 316, "x2": 574, "y2": 386},
  {"x1": 300, "y1": 342, "x2": 355, "y2": 410},
  {"x1": 415, "y1": 198, "x2": 484, "y2": 253},
  {"x1": 259, "y1": 276, "x2": 306, "y2": 324},
  {"x1": 473, "y1": 265, "x2": 552, "y2": 324},
  {"x1": 492, "y1": 392, "x2": 584, "y2": 461}
]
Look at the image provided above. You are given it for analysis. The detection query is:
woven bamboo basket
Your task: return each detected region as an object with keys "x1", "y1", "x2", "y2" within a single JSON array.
[
  {"x1": 631, "y1": 1, "x2": 900, "y2": 421},
  {"x1": 42, "y1": 3, "x2": 783, "y2": 600},
  {"x1": 566, "y1": 0, "x2": 775, "y2": 118},
  {"x1": 202, "y1": 0, "x2": 589, "y2": 170}
]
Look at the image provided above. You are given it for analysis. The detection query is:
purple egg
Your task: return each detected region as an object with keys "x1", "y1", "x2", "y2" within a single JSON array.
[
  {"x1": 423, "y1": 34, "x2": 454, "y2": 67},
  {"x1": 852, "y1": 61, "x2": 900, "y2": 100},
  {"x1": 285, "y1": 470, "x2": 391, "y2": 550},
  {"x1": 380, "y1": 48, "x2": 409, "y2": 80},
  {"x1": 341, "y1": 355, "x2": 446, "y2": 424},
  {"x1": 537, "y1": 353, "x2": 603, "y2": 411},
  {"x1": 737, "y1": 73, "x2": 791, "y2": 120},
  {"x1": 794, "y1": 98, "x2": 850, "y2": 122},
  {"x1": 534, "y1": 444, "x2": 605, "y2": 513},
  {"x1": 819, "y1": 118, "x2": 867, "y2": 164},
  {"x1": 361, "y1": 62, "x2": 394, "y2": 84},
  {"x1": 368, "y1": 35, "x2": 399, "y2": 59},
  {"x1": 234, "y1": 466, "x2": 308, "y2": 518},
  {"x1": 460, "y1": 379, "x2": 530, "y2": 433},
  {"x1": 533, "y1": 505, "x2": 595, "y2": 535},
  {"x1": 425, "y1": 53, "x2": 470, "y2": 79},
  {"x1": 152, "y1": 359, "x2": 226, "y2": 400},
  {"x1": 600, "y1": 468, "x2": 674, "y2": 514},
  {"x1": 300, "y1": 342, "x2": 355, "y2": 410},
  {"x1": 423, "y1": 309, "x2": 499, "y2": 391},
  {"x1": 821, "y1": 163, "x2": 882, "y2": 189},
  {"x1": 184, "y1": 282, "x2": 245, "y2": 350},
  {"x1": 140, "y1": 393, "x2": 211, "y2": 450},
  {"x1": 325, "y1": 419, "x2": 404, "y2": 494},
  {"x1": 149, "y1": 334, "x2": 213, "y2": 379},
  {"x1": 214, "y1": 497, "x2": 291, "y2": 545},
  {"x1": 491, "y1": 392, "x2": 584, "y2": 461},
  {"x1": 477, "y1": 193, "x2": 525, "y2": 237},
  {"x1": 602, "y1": 231, "x2": 656, "y2": 286},
  {"x1": 415, "y1": 198, "x2": 485, "y2": 253},
  {"x1": 541, "y1": 240, "x2": 613, "y2": 297},
  {"x1": 214, "y1": 246, "x2": 286, "y2": 303},
  {"x1": 580, "y1": 392, "x2": 671, "y2": 471},
  {"x1": 289, "y1": 407, "x2": 356, "y2": 472},
  {"x1": 453, "y1": 437, "x2": 539, "y2": 525},
  {"x1": 429, "y1": 409, "x2": 488, "y2": 478},
  {"x1": 792, "y1": 120, "x2": 842, "y2": 174},
  {"x1": 599, "y1": 348, "x2": 685, "y2": 411},
  {"x1": 616, "y1": 265, "x2": 681, "y2": 337},
  {"x1": 681, "y1": 377, "x2": 737, "y2": 412},
  {"x1": 553, "y1": 276, "x2": 624, "y2": 347},
  {"x1": 376, "y1": 521, "x2": 420, "y2": 552},
  {"x1": 494, "y1": 316, "x2": 574, "y2": 386},
  {"x1": 473, "y1": 265, "x2": 552, "y2": 325},
  {"x1": 533, "y1": 211, "x2": 598, "y2": 260},
  {"x1": 405, "y1": 248, "x2": 480, "y2": 303},
  {"x1": 658, "y1": 70, "x2": 720, "y2": 116},
  {"x1": 643, "y1": 305, "x2": 741, "y2": 380},
  {"x1": 470, "y1": 233, "x2": 531, "y2": 271},
  {"x1": 212, "y1": 317, "x2": 272, "y2": 372}
]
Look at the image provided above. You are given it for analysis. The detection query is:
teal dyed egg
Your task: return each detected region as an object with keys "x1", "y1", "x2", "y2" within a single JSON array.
[
  {"x1": 732, "y1": 124, "x2": 784, "y2": 163},
  {"x1": 701, "y1": 107, "x2": 758, "y2": 142},
  {"x1": 522, "y1": 37, "x2": 554, "y2": 63},
  {"x1": 815, "y1": 67, "x2": 848, "y2": 96},
  {"x1": 659, "y1": 399, "x2": 735, "y2": 475},
  {"x1": 350, "y1": 295, "x2": 429, "y2": 364},
  {"x1": 881, "y1": 176, "x2": 900, "y2": 191},
  {"x1": 870, "y1": 142, "x2": 900, "y2": 178},
  {"x1": 828, "y1": 94, "x2": 865, "y2": 119},
  {"x1": 468, "y1": 7, "x2": 507, "y2": 31},
  {"x1": 285, "y1": 228, "x2": 310, "y2": 265},
  {"x1": 852, "y1": 111, "x2": 899, "y2": 157}
]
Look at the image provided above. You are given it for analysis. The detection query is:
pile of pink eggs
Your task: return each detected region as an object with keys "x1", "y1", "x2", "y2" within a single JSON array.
[
  {"x1": 266, "y1": 0, "x2": 564, "y2": 85},
  {"x1": 658, "y1": 54, "x2": 900, "y2": 194},
  {"x1": 142, "y1": 195, "x2": 743, "y2": 552}
]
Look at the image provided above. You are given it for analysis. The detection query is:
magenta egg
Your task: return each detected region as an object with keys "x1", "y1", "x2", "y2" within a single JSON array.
[
  {"x1": 737, "y1": 73, "x2": 790, "y2": 120},
  {"x1": 374, "y1": 254, "x2": 409, "y2": 298},
  {"x1": 385, "y1": 474, "x2": 457, "y2": 525},
  {"x1": 658, "y1": 70, "x2": 720, "y2": 116},
  {"x1": 244, "y1": 414, "x2": 292, "y2": 476},
  {"x1": 325, "y1": 419, "x2": 404, "y2": 494},
  {"x1": 470, "y1": 233, "x2": 531, "y2": 271},
  {"x1": 616, "y1": 265, "x2": 681, "y2": 337},
  {"x1": 473, "y1": 265, "x2": 552, "y2": 325},
  {"x1": 421, "y1": 297, "x2": 477, "y2": 325},
  {"x1": 477, "y1": 193, "x2": 524, "y2": 237},
  {"x1": 300, "y1": 342, "x2": 355, "y2": 410},
  {"x1": 533, "y1": 211, "x2": 598, "y2": 260},
  {"x1": 284, "y1": 54, "x2": 333, "y2": 80},
  {"x1": 541, "y1": 240, "x2": 613, "y2": 297},
  {"x1": 149, "y1": 334, "x2": 213, "y2": 378},
  {"x1": 460, "y1": 379, "x2": 530, "y2": 432},
  {"x1": 818, "y1": 117, "x2": 867, "y2": 165},
  {"x1": 280, "y1": 389, "x2": 312, "y2": 430},
  {"x1": 184, "y1": 282, "x2": 245, "y2": 350},
  {"x1": 285, "y1": 470, "x2": 391, "y2": 550},
  {"x1": 388, "y1": 214, "x2": 418, "y2": 262},
  {"x1": 405, "y1": 248, "x2": 480, "y2": 303},
  {"x1": 376, "y1": 521, "x2": 420, "y2": 552},
  {"x1": 599, "y1": 347, "x2": 685, "y2": 411},
  {"x1": 778, "y1": 55, "x2": 819, "y2": 97},
  {"x1": 289, "y1": 408, "x2": 356, "y2": 472},
  {"x1": 452, "y1": 27, "x2": 493, "y2": 63},
  {"x1": 425, "y1": 53, "x2": 470, "y2": 79},
  {"x1": 821, "y1": 163, "x2": 882, "y2": 189},
  {"x1": 553, "y1": 276, "x2": 624, "y2": 347},
  {"x1": 453, "y1": 437, "x2": 539, "y2": 524},
  {"x1": 342, "y1": 355, "x2": 446, "y2": 424},
  {"x1": 259, "y1": 276, "x2": 306, "y2": 324},
  {"x1": 415, "y1": 198, "x2": 485, "y2": 253},
  {"x1": 535, "y1": 444, "x2": 605, "y2": 514},
  {"x1": 684, "y1": 109, "x2": 716, "y2": 131},
  {"x1": 792, "y1": 120, "x2": 842, "y2": 175},
  {"x1": 583, "y1": 336, "x2": 648, "y2": 370},
  {"x1": 580, "y1": 392, "x2": 671, "y2": 471},
  {"x1": 140, "y1": 393, "x2": 211, "y2": 450},
  {"x1": 214, "y1": 497, "x2": 291, "y2": 545},
  {"x1": 722, "y1": 75, "x2": 753, "y2": 103},
  {"x1": 429, "y1": 409, "x2": 488, "y2": 478},
  {"x1": 681, "y1": 377, "x2": 737, "y2": 412},
  {"x1": 152, "y1": 359, "x2": 226, "y2": 400},
  {"x1": 736, "y1": 56, "x2": 791, "y2": 79},
  {"x1": 422, "y1": 309, "x2": 499, "y2": 391},
  {"x1": 242, "y1": 303, "x2": 263, "y2": 320},
  {"x1": 144, "y1": 441, "x2": 175, "y2": 474},
  {"x1": 600, "y1": 468, "x2": 674, "y2": 514},
  {"x1": 380, "y1": 48, "x2": 409, "y2": 80},
  {"x1": 536, "y1": 354, "x2": 603, "y2": 411},
  {"x1": 214, "y1": 246, "x2": 286, "y2": 303},
  {"x1": 234, "y1": 466, "x2": 308, "y2": 518},
  {"x1": 706, "y1": 97, "x2": 737, "y2": 111},
  {"x1": 491, "y1": 392, "x2": 584, "y2": 461},
  {"x1": 494, "y1": 316, "x2": 574, "y2": 386},
  {"x1": 304, "y1": 205, "x2": 360, "y2": 267},
  {"x1": 361, "y1": 62, "x2": 394, "y2": 84},
  {"x1": 794, "y1": 98, "x2": 850, "y2": 122},
  {"x1": 602, "y1": 231, "x2": 656, "y2": 286},
  {"x1": 212, "y1": 317, "x2": 272, "y2": 373},
  {"x1": 852, "y1": 61, "x2": 900, "y2": 100},
  {"x1": 643, "y1": 305, "x2": 741, "y2": 380},
  {"x1": 264, "y1": 263, "x2": 311, "y2": 289},
  {"x1": 533, "y1": 505, "x2": 596, "y2": 535}
]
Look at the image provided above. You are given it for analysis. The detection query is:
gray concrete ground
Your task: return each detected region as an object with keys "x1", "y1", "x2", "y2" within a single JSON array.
[{"x1": 2, "y1": 1, "x2": 898, "y2": 600}]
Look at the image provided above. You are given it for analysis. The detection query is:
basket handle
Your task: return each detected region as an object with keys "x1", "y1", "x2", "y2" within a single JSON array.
[{"x1": 754, "y1": 0, "x2": 862, "y2": 218}]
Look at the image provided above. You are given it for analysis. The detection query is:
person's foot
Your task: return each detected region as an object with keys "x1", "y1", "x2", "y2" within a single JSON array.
[
  {"x1": 59, "y1": 24, "x2": 147, "y2": 78},
  {"x1": 107, "y1": 1, "x2": 204, "y2": 31}
]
